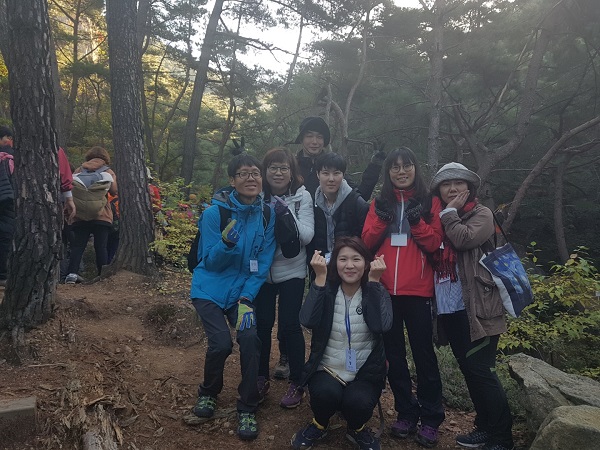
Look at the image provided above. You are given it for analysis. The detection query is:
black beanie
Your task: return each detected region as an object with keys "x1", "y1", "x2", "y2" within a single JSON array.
[{"x1": 293, "y1": 117, "x2": 331, "y2": 147}]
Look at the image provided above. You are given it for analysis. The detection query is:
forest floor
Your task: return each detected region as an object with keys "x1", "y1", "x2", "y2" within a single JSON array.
[{"x1": 0, "y1": 270, "x2": 532, "y2": 450}]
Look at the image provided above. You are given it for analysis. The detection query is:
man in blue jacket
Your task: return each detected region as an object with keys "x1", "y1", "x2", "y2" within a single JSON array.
[{"x1": 190, "y1": 152, "x2": 276, "y2": 441}]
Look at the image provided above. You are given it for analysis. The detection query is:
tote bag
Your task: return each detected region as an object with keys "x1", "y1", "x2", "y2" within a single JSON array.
[{"x1": 479, "y1": 217, "x2": 533, "y2": 317}]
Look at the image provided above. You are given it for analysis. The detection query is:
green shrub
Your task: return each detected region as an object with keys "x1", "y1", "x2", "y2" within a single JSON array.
[
  {"x1": 150, "y1": 178, "x2": 212, "y2": 268},
  {"x1": 500, "y1": 247, "x2": 600, "y2": 379}
]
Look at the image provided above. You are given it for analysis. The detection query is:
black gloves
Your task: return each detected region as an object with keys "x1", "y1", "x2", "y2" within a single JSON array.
[
  {"x1": 404, "y1": 198, "x2": 422, "y2": 225},
  {"x1": 375, "y1": 197, "x2": 394, "y2": 223},
  {"x1": 230, "y1": 137, "x2": 246, "y2": 156},
  {"x1": 370, "y1": 139, "x2": 386, "y2": 165}
]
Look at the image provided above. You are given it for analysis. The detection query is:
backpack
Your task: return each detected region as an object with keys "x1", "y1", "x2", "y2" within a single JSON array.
[
  {"x1": 187, "y1": 203, "x2": 271, "y2": 273},
  {"x1": 72, "y1": 165, "x2": 111, "y2": 221}
]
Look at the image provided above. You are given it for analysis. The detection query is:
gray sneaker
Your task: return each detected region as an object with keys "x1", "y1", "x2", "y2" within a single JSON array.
[
  {"x1": 273, "y1": 354, "x2": 290, "y2": 379},
  {"x1": 65, "y1": 273, "x2": 78, "y2": 284}
]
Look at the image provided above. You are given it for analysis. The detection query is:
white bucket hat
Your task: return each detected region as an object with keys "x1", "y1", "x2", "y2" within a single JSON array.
[{"x1": 430, "y1": 162, "x2": 481, "y2": 191}]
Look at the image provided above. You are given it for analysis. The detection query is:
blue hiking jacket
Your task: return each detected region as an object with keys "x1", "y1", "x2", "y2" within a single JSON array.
[{"x1": 190, "y1": 189, "x2": 276, "y2": 309}]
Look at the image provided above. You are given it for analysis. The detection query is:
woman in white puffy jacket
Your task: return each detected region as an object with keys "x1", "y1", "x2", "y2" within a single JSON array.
[{"x1": 254, "y1": 148, "x2": 314, "y2": 409}]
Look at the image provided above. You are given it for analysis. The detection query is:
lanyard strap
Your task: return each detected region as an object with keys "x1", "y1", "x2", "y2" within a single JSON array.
[{"x1": 345, "y1": 299, "x2": 352, "y2": 349}]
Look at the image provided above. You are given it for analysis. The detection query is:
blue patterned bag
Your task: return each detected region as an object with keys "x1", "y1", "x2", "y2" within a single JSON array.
[{"x1": 479, "y1": 239, "x2": 533, "y2": 318}]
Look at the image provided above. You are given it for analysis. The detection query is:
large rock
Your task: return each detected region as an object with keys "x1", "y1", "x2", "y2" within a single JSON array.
[
  {"x1": 508, "y1": 353, "x2": 600, "y2": 432},
  {"x1": 529, "y1": 405, "x2": 600, "y2": 450}
]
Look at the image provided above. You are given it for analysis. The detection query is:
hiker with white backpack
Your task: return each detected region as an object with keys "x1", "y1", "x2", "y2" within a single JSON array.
[{"x1": 65, "y1": 146, "x2": 117, "y2": 284}]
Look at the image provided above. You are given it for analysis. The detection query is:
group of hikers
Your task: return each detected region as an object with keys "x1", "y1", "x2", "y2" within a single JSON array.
[
  {"x1": 189, "y1": 116, "x2": 514, "y2": 450},
  {"x1": 0, "y1": 128, "x2": 160, "y2": 286}
]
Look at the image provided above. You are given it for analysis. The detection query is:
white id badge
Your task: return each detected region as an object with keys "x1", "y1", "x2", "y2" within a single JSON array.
[
  {"x1": 391, "y1": 233, "x2": 408, "y2": 247},
  {"x1": 249, "y1": 259, "x2": 258, "y2": 273},
  {"x1": 324, "y1": 252, "x2": 332, "y2": 264},
  {"x1": 346, "y1": 349, "x2": 357, "y2": 372}
]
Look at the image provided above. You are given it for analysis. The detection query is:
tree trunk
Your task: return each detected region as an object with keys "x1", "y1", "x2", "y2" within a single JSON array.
[
  {"x1": 553, "y1": 155, "x2": 572, "y2": 264},
  {"x1": 180, "y1": 0, "x2": 225, "y2": 187},
  {"x1": 105, "y1": 0, "x2": 155, "y2": 276},
  {"x1": 62, "y1": 0, "x2": 83, "y2": 148},
  {"x1": 425, "y1": 0, "x2": 445, "y2": 177},
  {"x1": 0, "y1": 0, "x2": 61, "y2": 336}
]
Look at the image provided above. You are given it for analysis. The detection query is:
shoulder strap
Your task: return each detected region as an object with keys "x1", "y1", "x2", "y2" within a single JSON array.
[
  {"x1": 218, "y1": 205, "x2": 232, "y2": 231},
  {"x1": 262, "y1": 203, "x2": 271, "y2": 230}
]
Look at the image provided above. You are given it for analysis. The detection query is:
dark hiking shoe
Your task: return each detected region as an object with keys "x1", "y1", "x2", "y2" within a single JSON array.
[
  {"x1": 346, "y1": 426, "x2": 381, "y2": 450},
  {"x1": 280, "y1": 382, "x2": 304, "y2": 408},
  {"x1": 273, "y1": 353, "x2": 290, "y2": 379},
  {"x1": 391, "y1": 418, "x2": 418, "y2": 438},
  {"x1": 257, "y1": 375, "x2": 270, "y2": 403},
  {"x1": 415, "y1": 425, "x2": 439, "y2": 448},
  {"x1": 291, "y1": 421, "x2": 327, "y2": 449},
  {"x1": 237, "y1": 412, "x2": 259, "y2": 440},
  {"x1": 457, "y1": 428, "x2": 490, "y2": 448},
  {"x1": 192, "y1": 395, "x2": 216, "y2": 418},
  {"x1": 481, "y1": 444, "x2": 514, "y2": 450}
]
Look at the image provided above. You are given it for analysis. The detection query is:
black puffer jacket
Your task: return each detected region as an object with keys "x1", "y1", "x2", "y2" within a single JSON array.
[
  {"x1": 299, "y1": 281, "x2": 392, "y2": 388},
  {"x1": 0, "y1": 145, "x2": 14, "y2": 202},
  {"x1": 306, "y1": 189, "x2": 369, "y2": 258},
  {"x1": 296, "y1": 149, "x2": 382, "y2": 200}
]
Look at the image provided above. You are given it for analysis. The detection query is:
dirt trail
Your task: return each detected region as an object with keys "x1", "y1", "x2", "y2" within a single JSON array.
[{"x1": 0, "y1": 271, "x2": 499, "y2": 449}]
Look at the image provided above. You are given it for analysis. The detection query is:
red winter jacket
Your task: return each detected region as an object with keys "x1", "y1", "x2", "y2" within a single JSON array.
[{"x1": 362, "y1": 189, "x2": 443, "y2": 297}]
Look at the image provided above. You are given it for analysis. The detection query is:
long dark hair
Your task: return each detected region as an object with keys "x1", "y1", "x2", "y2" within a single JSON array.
[
  {"x1": 262, "y1": 147, "x2": 304, "y2": 197},
  {"x1": 380, "y1": 147, "x2": 428, "y2": 204},
  {"x1": 326, "y1": 236, "x2": 373, "y2": 286}
]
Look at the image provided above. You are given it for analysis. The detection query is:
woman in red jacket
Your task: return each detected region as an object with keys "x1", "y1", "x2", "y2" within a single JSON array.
[{"x1": 362, "y1": 147, "x2": 444, "y2": 448}]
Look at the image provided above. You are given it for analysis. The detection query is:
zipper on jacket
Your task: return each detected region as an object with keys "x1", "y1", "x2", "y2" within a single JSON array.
[{"x1": 394, "y1": 246, "x2": 400, "y2": 294}]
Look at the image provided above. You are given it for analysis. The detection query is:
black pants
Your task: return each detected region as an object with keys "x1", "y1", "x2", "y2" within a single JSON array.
[
  {"x1": 308, "y1": 370, "x2": 381, "y2": 430},
  {"x1": 107, "y1": 230, "x2": 119, "y2": 263},
  {"x1": 0, "y1": 199, "x2": 15, "y2": 280},
  {"x1": 192, "y1": 298, "x2": 261, "y2": 413},
  {"x1": 438, "y1": 311, "x2": 513, "y2": 447},
  {"x1": 383, "y1": 296, "x2": 445, "y2": 428},
  {"x1": 68, "y1": 222, "x2": 110, "y2": 275},
  {"x1": 254, "y1": 278, "x2": 305, "y2": 383}
]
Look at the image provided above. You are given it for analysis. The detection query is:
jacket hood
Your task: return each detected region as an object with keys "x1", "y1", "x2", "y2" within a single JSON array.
[{"x1": 82, "y1": 158, "x2": 109, "y2": 171}]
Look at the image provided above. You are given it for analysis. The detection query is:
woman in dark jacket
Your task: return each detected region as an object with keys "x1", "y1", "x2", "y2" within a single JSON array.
[
  {"x1": 291, "y1": 236, "x2": 392, "y2": 450},
  {"x1": 431, "y1": 162, "x2": 513, "y2": 450}
]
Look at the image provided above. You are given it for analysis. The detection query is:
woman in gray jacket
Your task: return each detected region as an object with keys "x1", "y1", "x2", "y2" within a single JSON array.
[{"x1": 430, "y1": 163, "x2": 514, "y2": 450}]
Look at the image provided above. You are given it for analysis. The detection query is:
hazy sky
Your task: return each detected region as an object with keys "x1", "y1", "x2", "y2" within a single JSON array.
[{"x1": 239, "y1": 0, "x2": 423, "y2": 74}]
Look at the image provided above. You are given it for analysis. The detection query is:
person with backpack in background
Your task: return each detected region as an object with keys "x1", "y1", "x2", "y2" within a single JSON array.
[
  {"x1": 190, "y1": 152, "x2": 276, "y2": 441},
  {"x1": 0, "y1": 126, "x2": 15, "y2": 287},
  {"x1": 430, "y1": 163, "x2": 514, "y2": 450},
  {"x1": 253, "y1": 148, "x2": 314, "y2": 409},
  {"x1": 65, "y1": 146, "x2": 117, "y2": 284},
  {"x1": 362, "y1": 147, "x2": 445, "y2": 448},
  {"x1": 307, "y1": 152, "x2": 370, "y2": 275}
]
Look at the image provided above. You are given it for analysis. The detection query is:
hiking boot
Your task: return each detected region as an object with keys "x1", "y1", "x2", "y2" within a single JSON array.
[
  {"x1": 192, "y1": 395, "x2": 216, "y2": 418},
  {"x1": 291, "y1": 420, "x2": 327, "y2": 449},
  {"x1": 237, "y1": 411, "x2": 259, "y2": 440},
  {"x1": 273, "y1": 354, "x2": 290, "y2": 379},
  {"x1": 456, "y1": 428, "x2": 490, "y2": 448},
  {"x1": 346, "y1": 426, "x2": 381, "y2": 450},
  {"x1": 65, "y1": 273, "x2": 78, "y2": 284},
  {"x1": 481, "y1": 444, "x2": 514, "y2": 450},
  {"x1": 257, "y1": 375, "x2": 270, "y2": 403},
  {"x1": 280, "y1": 382, "x2": 304, "y2": 408},
  {"x1": 391, "y1": 418, "x2": 418, "y2": 438},
  {"x1": 415, "y1": 425, "x2": 439, "y2": 448}
]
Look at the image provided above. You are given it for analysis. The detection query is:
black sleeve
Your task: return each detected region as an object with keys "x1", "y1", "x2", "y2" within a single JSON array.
[
  {"x1": 362, "y1": 282, "x2": 392, "y2": 334},
  {"x1": 356, "y1": 162, "x2": 383, "y2": 201}
]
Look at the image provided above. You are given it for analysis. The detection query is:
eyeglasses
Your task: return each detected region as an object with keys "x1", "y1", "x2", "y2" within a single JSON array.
[
  {"x1": 390, "y1": 163, "x2": 415, "y2": 173},
  {"x1": 235, "y1": 171, "x2": 262, "y2": 180},
  {"x1": 267, "y1": 166, "x2": 290, "y2": 174}
]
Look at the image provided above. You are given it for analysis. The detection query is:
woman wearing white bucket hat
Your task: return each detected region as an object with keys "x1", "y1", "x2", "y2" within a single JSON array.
[{"x1": 430, "y1": 162, "x2": 514, "y2": 450}]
